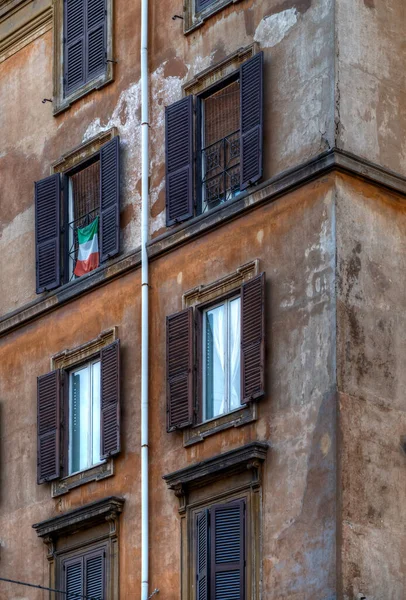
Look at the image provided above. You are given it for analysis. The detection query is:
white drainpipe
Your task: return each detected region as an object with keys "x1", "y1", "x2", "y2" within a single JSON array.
[{"x1": 140, "y1": 0, "x2": 149, "y2": 598}]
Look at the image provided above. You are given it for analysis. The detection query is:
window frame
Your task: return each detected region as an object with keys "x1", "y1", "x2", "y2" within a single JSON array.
[
  {"x1": 59, "y1": 541, "x2": 107, "y2": 600},
  {"x1": 195, "y1": 70, "x2": 241, "y2": 215},
  {"x1": 53, "y1": 0, "x2": 114, "y2": 115},
  {"x1": 184, "y1": 0, "x2": 244, "y2": 34}
]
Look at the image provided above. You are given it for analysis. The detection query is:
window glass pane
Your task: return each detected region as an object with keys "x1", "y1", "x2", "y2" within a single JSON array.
[
  {"x1": 92, "y1": 361, "x2": 101, "y2": 466},
  {"x1": 228, "y1": 297, "x2": 241, "y2": 410},
  {"x1": 70, "y1": 366, "x2": 90, "y2": 474},
  {"x1": 204, "y1": 304, "x2": 226, "y2": 420}
]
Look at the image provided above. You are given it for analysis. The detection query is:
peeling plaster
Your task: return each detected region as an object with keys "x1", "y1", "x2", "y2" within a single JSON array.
[{"x1": 254, "y1": 9, "x2": 298, "y2": 48}]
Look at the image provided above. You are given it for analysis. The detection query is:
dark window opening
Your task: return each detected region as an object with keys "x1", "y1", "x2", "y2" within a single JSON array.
[{"x1": 200, "y1": 78, "x2": 241, "y2": 214}]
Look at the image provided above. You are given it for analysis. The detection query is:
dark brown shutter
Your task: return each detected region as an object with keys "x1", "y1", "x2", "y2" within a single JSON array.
[
  {"x1": 64, "y1": 556, "x2": 84, "y2": 599},
  {"x1": 196, "y1": 509, "x2": 209, "y2": 600},
  {"x1": 210, "y1": 500, "x2": 245, "y2": 600},
  {"x1": 37, "y1": 370, "x2": 61, "y2": 484},
  {"x1": 166, "y1": 308, "x2": 194, "y2": 431},
  {"x1": 240, "y1": 52, "x2": 264, "y2": 190},
  {"x1": 197, "y1": 0, "x2": 216, "y2": 10},
  {"x1": 100, "y1": 136, "x2": 120, "y2": 262},
  {"x1": 241, "y1": 273, "x2": 265, "y2": 403},
  {"x1": 35, "y1": 174, "x2": 61, "y2": 294},
  {"x1": 87, "y1": 0, "x2": 107, "y2": 80},
  {"x1": 100, "y1": 340, "x2": 120, "y2": 459},
  {"x1": 64, "y1": 0, "x2": 86, "y2": 95},
  {"x1": 165, "y1": 96, "x2": 194, "y2": 226},
  {"x1": 85, "y1": 548, "x2": 105, "y2": 600}
]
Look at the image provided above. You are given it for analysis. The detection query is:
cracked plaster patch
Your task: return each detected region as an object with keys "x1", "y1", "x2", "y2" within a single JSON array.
[{"x1": 254, "y1": 8, "x2": 298, "y2": 48}]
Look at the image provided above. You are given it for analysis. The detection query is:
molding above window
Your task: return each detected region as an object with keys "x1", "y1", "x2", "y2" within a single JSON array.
[
  {"x1": 183, "y1": 0, "x2": 244, "y2": 35},
  {"x1": 183, "y1": 260, "x2": 259, "y2": 308},
  {"x1": 51, "y1": 327, "x2": 118, "y2": 370},
  {"x1": 0, "y1": 0, "x2": 52, "y2": 63},
  {"x1": 183, "y1": 44, "x2": 257, "y2": 97},
  {"x1": 52, "y1": 0, "x2": 114, "y2": 116},
  {"x1": 52, "y1": 128, "x2": 117, "y2": 175}
]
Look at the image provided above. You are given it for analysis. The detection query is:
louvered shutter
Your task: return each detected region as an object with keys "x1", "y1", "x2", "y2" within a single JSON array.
[
  {"x1": 210, "y1": 500, "x2": 245, "y2": 600},
  {"x1": 87, "y1": 0, "x2": 107, "y2": 81},
  {"x1": 37, "y1": 370, "x2": 61, "y2": 484},
  {"x1": 85, "y1": 549, "x2": 105, "y2": 600},
  {"x1": 100, "y1": 340, "x2": 120, "y2": 459},
  {"x1": 196, "y1": 0, "x2": 216, "y2": 10},
  {"x1": 166, "y1": 308, "x2": 194, "y2": 431},
  {"x1": 241, "y1": 273, "x2": 265, "y2": 404},
  {"x1": 100, "y1": 137, "x2": 120, "y2": 262},
  {"x1": 64, "y1": 0, "x2": 86, "y2": 95},
  {"x1": 65, "y1": 557, "x2": 84, "y2": 599},
  {"x1": 196, "y1": 509, "x2": 209, "y2": 600},
  {"x1": 165, "y1": 96, "x2": 194, "y2": 226},
  {"x1": 35, "y1": 174, "x2": 61, "y2": 294},
  {"x1": 240, "y1": 52, "x2": 264, "y2": 190}
]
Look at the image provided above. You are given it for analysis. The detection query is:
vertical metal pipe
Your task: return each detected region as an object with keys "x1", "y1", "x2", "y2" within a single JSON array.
[{"x1": 140, "y1": 0, "x2": 149, "y2": 598}]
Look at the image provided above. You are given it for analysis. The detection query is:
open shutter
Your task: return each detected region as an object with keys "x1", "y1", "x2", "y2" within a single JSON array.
[
  {"x1": 87, "y1": 0, "x2": 107, "y2": 80},
  {"x1": 166, "y1": 307, "x2": 194, "y2": 431},
  {"x1": 240, "y1": 52, "x2": 264, "y2": 190},
  {"x1": 241, "y1": 273, "x2": 265, "y2": 403},
  {"x1": 37, "y1": 370, "x2": 61, "y2": 484},
  {"x1": 64, "y1": 0, "x2": 86, "y2": 95},
  {"x1": 196, "y1": 509, "x2": 209, "y2": 600},
  {"x1": 35, "y1": 174, "x2": 61, "y2": 294},
  {"x1": 165, "y1": 96, "x2": 194, "y2": 226},
  {"x1": 85, "y1": 548, "x2": 105, "y2": 600},
  {"x1": 100, "y1": 136, "x2": 120, "y2": 262},
  {"x1": 210, "y1": 500, "x2": 245, "y2": 600},
  {"x1": 100, "y1": 340, "x2": 120, "y2": 459},
  {"x1": 64, "y1": 556, "x2": 84, "y2": 599}
]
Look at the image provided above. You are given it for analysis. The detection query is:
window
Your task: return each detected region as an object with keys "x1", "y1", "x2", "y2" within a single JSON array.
[
  {"x1": 61, "y1": 543, "x2": 106, "y2": 600},
  {"x1": 34, "y1": 136, "x2": 120, "y2": 293},
  {"x1": 184, "y1": 0, "x2": 244, "y2": 33},
  {"x1": 37, "y1": 339, "x2": 120, "y2": 487},
  {"x1": 166, "y1": 273, "x2": 265, "y2": 434},
  {"x1": 202, "y1": 296, "x2": 241, "y2": 421},
  {"x1": 53, "y1": 0, "x2": 114, "y2": 114},
  {"x1": 165, "y1": 51, "x2": 264, "y2": 226},
  {"x1": 68, "y1": 359, "x2": 101, "y2": 475}
]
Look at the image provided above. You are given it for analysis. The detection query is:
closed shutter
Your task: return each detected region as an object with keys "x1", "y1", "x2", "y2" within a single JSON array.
[
  {"x1": 64, "y1": 0, "x2": 86, "y2": 95},
  {"x1": 166, "y1": 308, "x2": 194, "y2": 431},
  {"x1": 37, "y1": 370, "x2": 61, "y2": 484},
  {"x1": 87, "y1": 0, "x2": 107, "y2": 80},
  {"x1": 196, "y1": 0, "x2": 216, "y2": 10},
  {"x1": 65, "y1": 557, "x2": 83, "y2": 599},
  {"x1": 165, "y1": 96, "x2": 194, "y2": 226},
  {"x1": 35, "y1": 174, "x2": 61, "y2": 294},
  {"x1": 100, "y1": 137, "x2": 120, "y2": 262},
  {"x1": 241, "y1": 273, "x2": 265, "y2": 403},
  {"x1": 196, "y1": 509, "x2": 209, "y2": 600},
  {"x1": 210, "y1": 500, "x2": 245, "y2": 600},
  {"x1": 100, "y1": 340, "x2": 120, "y2": 458},
  {"x1": 240, "y1": 52, "x2": 264, "y2": 190},
  {"x1": 85, "y1": 549, "x2": 105, "y2": 600}
]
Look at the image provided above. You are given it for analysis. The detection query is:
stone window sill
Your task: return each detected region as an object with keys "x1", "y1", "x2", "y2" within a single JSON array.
[{"x1": 51, "y1": 459, "x2": 114, "y2": 498}]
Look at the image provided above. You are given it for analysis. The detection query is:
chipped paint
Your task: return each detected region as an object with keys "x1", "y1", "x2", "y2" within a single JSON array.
[{"x1": 254, "y1": 9, "x2": 298, "y2": 48}]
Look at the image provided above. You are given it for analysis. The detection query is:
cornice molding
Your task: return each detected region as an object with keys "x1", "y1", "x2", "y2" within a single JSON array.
[
  {"x1": 0, "y1": 149, "x2": 406, "y2": 338},
  {"x1": 0, "y1": 0, "x2": 52, "y2": 63}
]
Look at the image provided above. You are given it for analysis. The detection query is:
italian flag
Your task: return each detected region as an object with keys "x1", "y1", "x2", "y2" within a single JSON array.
[{"x1": 74, "y1": 217, "x2": 100, "y2": 277}]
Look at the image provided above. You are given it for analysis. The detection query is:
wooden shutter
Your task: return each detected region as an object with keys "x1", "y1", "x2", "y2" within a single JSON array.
[
  {"x1": 85, "y1": 548, "x2": 105, "y2": 600},
  {"x1": 100, "y1": 137, "x2": 120, "y2": 262},
  {"x1": 100, "y1": 340, "x2": 120, "y2": 459},
  {"x1": 240, "y1": 52, "x2": 264, "y2": 190},
  {"x1": 87, "y1": 0, "x2": 107, "y2": 80},
  {"x1": 35, "y1": 174, "x2": 61, "y2": 294},
  {"x1": 241, "y1": 273, "x2": 265, "y2": 404},
  {"x1": 37, "y1": 370, "x2": 61, "y2": 484},
  {"x1": 196, "y1": 0, "x2": 216, "y2": 10},
  {"x1": 64, "y1": 556, "x2": 84, "y2": 599},
  {"x1": 210, "y1": 500, "x2": 245, "y2": 600},
  {"x1": 165, "y1": 96, "x2": 194, "y2": 226},
  {"x1": 64, "y1": 0, "x2": 86, "y2": 95},
  {"x1": 196, "y1": 509, "x2": 209, "y2": 600},
  {"x1": 166, "y1": 308, "x2": 194, "y2": 431}
]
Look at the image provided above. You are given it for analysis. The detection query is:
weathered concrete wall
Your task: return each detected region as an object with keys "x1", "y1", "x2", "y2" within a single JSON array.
[
  {"x1": 336, "y1": 0, "x2": 406, "y2": 176},
  {"x1": 336, "y1": 174, "x2": 406, "y2": 599},
  {"x1": 0, "y1": 0, "x2": 335, "y2": 315},
  {"x1": 0, "y1": 178, "x2": 337, "y2": 598}
]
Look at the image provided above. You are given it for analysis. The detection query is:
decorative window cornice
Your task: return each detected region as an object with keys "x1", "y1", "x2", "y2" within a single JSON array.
[{"x1": 51, "y1": 327, "x2": 117, "y2": 370}]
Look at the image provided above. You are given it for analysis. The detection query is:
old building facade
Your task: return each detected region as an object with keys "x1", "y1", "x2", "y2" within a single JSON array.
[{"x1": 0, "y1": 0, "x2": 405, "y2": 599}]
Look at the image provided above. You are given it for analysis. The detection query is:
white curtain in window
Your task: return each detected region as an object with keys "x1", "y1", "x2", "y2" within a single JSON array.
[
  {"x1": 211, "y1": 306, "x2": 226, "y2": 416},
  {"x1": 229, "y1": 298, "x2": 241, "y2": 410}
]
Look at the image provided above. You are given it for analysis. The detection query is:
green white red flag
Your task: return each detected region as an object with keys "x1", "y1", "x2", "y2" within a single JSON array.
[{"x1": 74, "y1": 216, "x2": 100, "y2": 277}]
